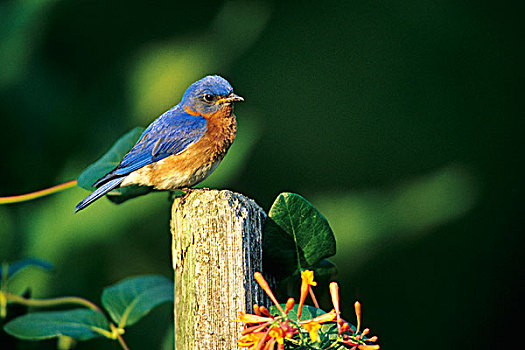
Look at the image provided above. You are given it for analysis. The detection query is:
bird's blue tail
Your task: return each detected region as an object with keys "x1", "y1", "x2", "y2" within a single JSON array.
[{"x1": 75, "y1": 177, "x2": 125, "y2": 212}]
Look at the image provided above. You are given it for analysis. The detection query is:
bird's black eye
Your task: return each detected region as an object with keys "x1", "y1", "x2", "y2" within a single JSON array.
[{"x1": 203, "y1": 94, "x2": 214, "y2": 103}]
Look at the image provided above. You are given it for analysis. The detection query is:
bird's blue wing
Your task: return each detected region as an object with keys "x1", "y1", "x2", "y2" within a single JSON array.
[{"x1": 94, "y1": 109, "x2": 206, "y2": 186}]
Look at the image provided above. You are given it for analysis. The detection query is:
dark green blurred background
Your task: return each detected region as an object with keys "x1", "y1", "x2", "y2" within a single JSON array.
[{"x1": 1, "y1": 0, "x2": 523, "y2": 349}]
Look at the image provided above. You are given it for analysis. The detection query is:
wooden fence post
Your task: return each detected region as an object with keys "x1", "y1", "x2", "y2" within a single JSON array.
[{"x1": 171, "y1": 189, "x2": 267, "y2": 349}]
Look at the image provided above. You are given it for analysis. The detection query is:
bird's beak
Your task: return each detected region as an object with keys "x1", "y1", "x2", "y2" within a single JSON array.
[{"x1": 216, "y1": 93, "x2": 244, "y2": 104}]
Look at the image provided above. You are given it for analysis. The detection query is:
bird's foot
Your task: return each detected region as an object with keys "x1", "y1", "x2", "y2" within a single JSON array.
[
  {"x1": 168, "y1": 188, "x2": 193, "y2": 205},
  {"x1": 178, "y1": 188, "x2": 194, "y2": 205}
]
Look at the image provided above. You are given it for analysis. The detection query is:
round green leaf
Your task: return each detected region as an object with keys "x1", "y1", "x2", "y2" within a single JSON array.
[
  {"x1": 263, "y1": 193, "x2": 336, "y2": 279},
  {"x1": 3, "y1": 309, "x2": 109, "y2": 341},
  {"x1": 101, "y1": 275, "x2": 174, "y2": 328}
]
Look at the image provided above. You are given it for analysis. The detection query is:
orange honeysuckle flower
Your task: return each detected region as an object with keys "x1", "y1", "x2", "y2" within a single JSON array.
[
  {"x1": 301, "y1": 270, "x2": 317, "y2": 287},
  {"x1": 254, "y1": 272, "x2": 285, "y2": 314},
  {"x1": 341, "y1": 335, "x2": 358, "y2": 346},
  {"x1": 262, "y1": 338, "x2": 276, "y2": 350},
  {"x1": 358, "y1": 345, "x2": 380, "y2": 350},
  {"x1": 306, "y1": 309, "x2": 337, "y2": 324},
  {"x1": 242, "y1": 322, "x2": 273, "y2": 336},
  {"x1": 341, "y1": 332, "x2": 380, "y2": 349},
  {"x1": 284, "y1": 298, "x2": 295, "y2": 314},
  {"x1": 235, "y1": 311, "x2": 274, "y2": 324},
  {"x1": 302, "y1": 321, "x2": 321, "y2": 342},
  {"x1": 281, "y1": 321, "x2": 297, "y2": 339},
  {"x1": 259, "y1": 306, "x2": 272, "y2": 317},
  {"x1": 329, "y1": 282, "x2": 342, "y2": 333},
  {"x1": 238, "y1": 332, "x2": 266, "y2": 349},
  {"x1": 297, "y1": 270, "x2": 317, "y2": 320},
  {"x1": 360, "y1": 328, "x2": 370, "y2": 337},
  {"x1": 354, "y1": 301, "x2": 362, "y2": 334},
  {"x1": 268, "y1": 326, "x2": 284, "y2": 345},
  {"x1": 240, "y1": 271, "x2": 380, "y2": 349},
  {"x1": 340, "y1": 301, "x2": 380, "y2": 350},
  {"x1": 299, "y1": 309, "x2": 336, "y2": 343}
]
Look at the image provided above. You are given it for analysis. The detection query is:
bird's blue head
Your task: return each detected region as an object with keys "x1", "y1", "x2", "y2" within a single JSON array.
[{"x1": 181, "y1": 75, "x2": 244, "y2": 116}]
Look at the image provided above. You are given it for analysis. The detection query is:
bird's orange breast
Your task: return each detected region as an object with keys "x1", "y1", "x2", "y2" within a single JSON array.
[{"x1": 121, "y1": 106, "x2": 237, "y2": 190}]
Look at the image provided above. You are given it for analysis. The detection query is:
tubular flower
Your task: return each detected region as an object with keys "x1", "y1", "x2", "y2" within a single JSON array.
[
  {"x1": 238, "y1": 332, "x2": 266, "y2": 349},
  {"x1": 236, "y1": 271, "x2": 379, "y2": 349},
  {"x1": 263, "y1": 338, "x2": 276, "y2": 350},
  {"x1": 329, "y1": 282, "x2": 342, "y2": 333},
  {"x1": 302, "y1": 321, "x2": 321, "y2": 342},
  {"x1": 235, "y1": 311, "x2": 274, "y2": 324},
  {"x1": 339, "y1": 301, "x2": 380, "y2": 349},
  {"x1": 236, "y1": 273, "x2": 293, "y2": 349},
  {"x1": 301, "y1": 270, "x2": 317, "y2": 287},
  {"x1": 300, "y1": 309, "x2": 336, "y2": 343},
  {"x1": 355, "y1": 301, "x2": 361, "y2": 333},
  {"x1": 358, "y1": 346, "x2": 381, "y2": 350},
  {"x1": 284, "y1": 298, "x2": 295, "y2": 314},
  {"x1": 297, "y1": 270, "x2": 317, "y2": 320},
  {"x1": 254, "y1": 272, "x2": 284, "y2": 314},
  {"x1": 268, "y1": 326, "x2": 284, "y2": 345},
  {"x1": 300, "y1": 309, "x2": 337, "y2": 324}
]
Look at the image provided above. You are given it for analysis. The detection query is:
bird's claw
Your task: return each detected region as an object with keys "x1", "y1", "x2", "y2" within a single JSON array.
[{"x1": 178, "y1": 188, "x2": 194, "y2": 205}]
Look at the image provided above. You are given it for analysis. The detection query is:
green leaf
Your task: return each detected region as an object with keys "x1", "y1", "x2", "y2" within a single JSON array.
[
  {"x1": 101, "y1": 275, "x2": 173, "y2": 328},
  {"x1": 3, "y1": 309, "x2": 109, "y2": 341},
  {"x1": 269, "y1": 304, "x2": 327, "y2": 322},
  {"x1": 1, "y1": 258, "x2": 53, "y2": 280},
  {"x1": 318, "y1": 322, "x2": 343, "y2": 347},
  {"x1": 77, "y1": 127, "x2": 153, "y2": 203},
  {"x1": 263, "y1": 193, "x2": 336, "y2": 279}
]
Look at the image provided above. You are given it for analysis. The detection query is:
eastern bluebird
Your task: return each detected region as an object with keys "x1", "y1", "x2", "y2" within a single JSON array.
[{"x1": 75, "y1": 75, "x2": 243, "y2": 212}]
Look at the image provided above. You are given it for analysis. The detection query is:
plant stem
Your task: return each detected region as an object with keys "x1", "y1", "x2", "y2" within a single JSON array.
[
  {"x1": 309, "y1": 288, "x2": 320, "y2": 309},
  {"x1": 0, "y1": 180, "x2": 77, "y2": 204},
  {"x1": 116, "y1": 332, "x2": 130, "y2": 350},
  {"x1": 4, "y1": 292, "x2": 103, "y2": 313}
]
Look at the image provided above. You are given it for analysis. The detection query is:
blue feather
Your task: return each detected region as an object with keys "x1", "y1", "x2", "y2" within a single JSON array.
[
  {"x1": 93, "y1": 107, "x2": 207, "y2": 187},
  {"x1": 75, "y1": 177, "x2": 125, "y2": 212}
]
